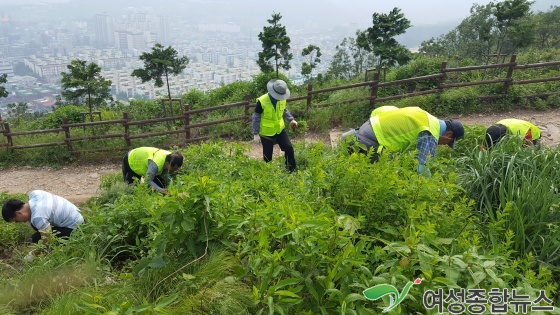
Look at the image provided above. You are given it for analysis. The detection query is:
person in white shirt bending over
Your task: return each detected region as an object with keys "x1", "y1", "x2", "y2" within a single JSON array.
[{"x1": 2, "y1": 190, "x2": 84, "y2": 252}]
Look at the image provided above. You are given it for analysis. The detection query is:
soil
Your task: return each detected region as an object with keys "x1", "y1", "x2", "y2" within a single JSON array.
[{"x1": 2, "y1": 108, "x2": 560, "y2": 204}]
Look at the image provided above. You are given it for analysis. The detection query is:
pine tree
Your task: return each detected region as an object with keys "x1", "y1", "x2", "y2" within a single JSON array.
[
  {"x1": 60, "y1": 59, "x2": 112, "y2": 121},
  {"x1": 357, "y1": 8, "x2": 412, "y2": 69},
  {"x1": 257, "y1": 12, "x2": 293, "y2": 78},
  {"x1": 131, "y1": 43, "x2": 189, "y2": 117}
]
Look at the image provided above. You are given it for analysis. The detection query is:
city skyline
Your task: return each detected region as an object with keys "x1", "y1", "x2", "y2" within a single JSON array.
[
  {"x1": 0, "y1": 0, "x2": 556, "y2": 27},
  {"x1": 0, "y1": 0, "x2": 557, "y2": 114}
]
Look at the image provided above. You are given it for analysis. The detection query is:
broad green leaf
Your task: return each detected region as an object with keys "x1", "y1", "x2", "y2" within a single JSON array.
[
  {"x1": 274, "y1": 290, "x2": 300, "y2": 298},
  {"x1": 433, "y1": 238, "x2": 454, "y2": 245},
  {"x1": 469, "y1": 271, "x2": 486, "y2": 287},
  {"x1": 383, "y1": 242, "x2": 411, "y2": 254},
  {"x1": 274, "y1": 278, "x2": 302, "y2": 290},
  {"x1": 483, "y1": 260, "x2": 496, "y2": 268},
  {"x1": 432, "y1": 277, "x2": 460, "y2": 288},
  {"x1": 344, "y1": 293, "x2": 366, "y2": 303}
]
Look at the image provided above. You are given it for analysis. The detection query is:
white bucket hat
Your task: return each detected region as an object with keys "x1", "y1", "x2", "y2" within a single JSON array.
[{"x1": 266, "y1": 79, "x2": 290, "y2": 100}]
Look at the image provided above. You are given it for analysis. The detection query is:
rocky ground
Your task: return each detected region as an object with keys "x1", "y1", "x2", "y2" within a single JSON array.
[{"x1": 1, "y1": 108, "x2": 560, "y2": 204}]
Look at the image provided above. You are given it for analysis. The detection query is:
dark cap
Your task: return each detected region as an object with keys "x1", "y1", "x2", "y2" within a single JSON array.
[
  {"x1": 484, "y1": 124, "x2": 507, "y2": 148},
  {"x1": 446, "y1": 120, "x2": 464, "y2": 149}
]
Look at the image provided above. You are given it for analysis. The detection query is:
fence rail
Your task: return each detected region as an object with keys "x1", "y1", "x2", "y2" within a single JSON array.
[{"x1": 2, "y1": 54, "x2": 560, "y2": 155}]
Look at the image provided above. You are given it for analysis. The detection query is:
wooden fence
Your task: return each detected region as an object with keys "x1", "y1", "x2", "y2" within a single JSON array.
[{"x1": 1, "y1": 54, "x2": 559, "y2": 155}]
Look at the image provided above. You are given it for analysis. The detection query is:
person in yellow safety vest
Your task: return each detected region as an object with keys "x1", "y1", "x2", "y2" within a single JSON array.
[
  {"x1": 251, "y1": 79, "x2": 298, "y2": 172},
  {"x1": 370, "y1": 105, "x2": 399, "y2": 117},
  {"x1": 349, "y1": 107, "x2": 464, "y2": 175},
  {"x1": 122, "y1": 147, "x2": 184, "y2": 195},
  {"x1": 341, "y1": 106, "x2": 400, "y2": 139},
  {"x1": 482, "y1": 119, "x2": 541, "y2": 150}
]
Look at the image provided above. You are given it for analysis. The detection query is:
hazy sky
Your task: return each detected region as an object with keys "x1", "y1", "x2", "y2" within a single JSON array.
[{"x1": 0, "y1": 0, "x2": 555, "y2": 27}]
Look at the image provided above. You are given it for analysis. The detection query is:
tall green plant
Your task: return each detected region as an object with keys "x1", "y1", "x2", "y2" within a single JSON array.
[{"x1": 457, "y1": 140, "x2": 560, "y2": 265}]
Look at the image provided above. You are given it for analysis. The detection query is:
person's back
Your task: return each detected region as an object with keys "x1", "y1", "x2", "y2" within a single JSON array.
[
  {"x1": 370, "y1": 105, "x2": 399, "y2": 117},
  {"x1": 484, "y1": 119, "x2": 541, "y2": 149},
  {"x1": 29, "y1": 190, "x2": 83, "y2": 230},
  {"x1": 498, "y1": 119, "x2": 541, "y2": 140},
  {"x1": 128, "y1": 147, "x2": 171, "y2": 176},
  {"x1": 371, "y1": 107, "x2": 439, "y2": 152}
]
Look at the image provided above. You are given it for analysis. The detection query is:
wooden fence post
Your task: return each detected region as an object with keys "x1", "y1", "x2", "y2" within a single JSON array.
[
  {"x1": 370, "y1": 72, "x2": 379, "y2": 109},
  {"x1": 438, "y1": 61, "x2": 448, "y2": 92},
  {"x1": 364, "y1": 68, "x2": 375, "y2": 82},
  {"x1": 183, "y1": 104, "x2": 191, "y2": 141},
  {"x1": 3, "y1": 122, "x2": 13, "y2": 152},
  {"x1": 62, "y1": 118, "x2": 73, "y2": 153},
  {"x1": 160, "y1": 98, "x2": 171, "y2": 130},
  {"x1": 306, "y1": 83, "x2": 313, "y2": 114},
  {"x1": 502, "y1": 54, "x2": 517, "y2": 94},
  {"x1": 123, "y1": 112, "x2": 131, "y2": 147}
]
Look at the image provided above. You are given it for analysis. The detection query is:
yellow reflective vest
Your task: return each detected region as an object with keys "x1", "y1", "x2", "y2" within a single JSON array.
[
  {"x1": 370, "y1": 105, "x2": 399, "y2": 117},
  {"x1": 497, "y1": 119, "x2": 541, "y2": 140},
  {"x1": 258, "y1": 94, "x2": 286, "y2": 136},
  {"x1": 128, "y1": 147, "x2": 170, "y2": 176},
  {"x1": 370, "y1": 107, "x2": 440, "y2": 152}
]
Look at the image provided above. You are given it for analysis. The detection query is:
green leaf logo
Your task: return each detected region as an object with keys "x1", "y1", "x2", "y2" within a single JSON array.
[{"x1": 363, "y1": 278, "x2": 423, "y2": 312}]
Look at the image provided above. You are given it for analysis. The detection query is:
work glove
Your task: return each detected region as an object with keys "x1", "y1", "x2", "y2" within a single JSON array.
[
  {"x1": 290, "y1": 120, "x2": 298, "y2": 129},
  {"x1": 417, "y1": 164, "x2": 432, "y2": 178},
  {"x1": 24, "y1": 250, "x2": 34, "y2": 262},
  {"x1": 253, "y1": 134, "x2": 261, "y2": 143},
  {"x1": 341, "y1": 129, "x2": 356, "y2": 139}
]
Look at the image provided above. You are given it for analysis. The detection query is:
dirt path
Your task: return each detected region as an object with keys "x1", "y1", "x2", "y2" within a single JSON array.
[
  {"x1": 0, "y1": 164, "x2": 120, "y2": 204},
  {"x1": 1, "y1": 108, "x2": 560, "y2": 204}
]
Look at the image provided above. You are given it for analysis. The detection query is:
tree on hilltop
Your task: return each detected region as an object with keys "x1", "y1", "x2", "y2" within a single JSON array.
[
  {"x1": 60, "y1": 59, "x2": 112, "y2": 121},
  {"x1": 257, "y1": 12, "x2": 293, "y2": 78},
  {"x1": 357, "y1": 7, "x2": 411, "y2": 69},
  {"x1": 328, "y1": 34, "x2": 376, "y2": 80},
  {"x1": 7, "y1": 102, "x2": 28, "y2": 118},
  {"x1": 534, "y1": 6, "x2": 560, "y2": 49},
  {"x1": 0, "y1": 74, "x2": 8, "y2": 99},
  {"x1": 418, "y1": 0, "x2": 536, "y2": 64},
  {"x1": 493, "y1": 0, "x2": 534, "y2": 56},
  {"x1": 301, "y1": 44, "x2": 321, "y2": 83},
  {"x1": 132, "y1": 43, "x2": 189, "y2": 115}
]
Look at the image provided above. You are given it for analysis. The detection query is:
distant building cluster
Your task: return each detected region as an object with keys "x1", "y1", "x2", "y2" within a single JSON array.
[
  {"x1": 198, "y1": 23, "x2": 241, "y2": 33},
  {"x1": 0, "y1": 4, "x2": 340, "y2": 116},
  {"x1": 0, "y1": 59, "x2": 14, "y2": 80},
  {"x1": 17, "y1": 50, "x2": 259, "y2": 101}
]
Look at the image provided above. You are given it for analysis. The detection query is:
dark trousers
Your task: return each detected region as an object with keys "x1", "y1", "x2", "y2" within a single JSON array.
[
  {"x1": 122, "y1": 152, "x2": 166, "y2": 187},
  {"x1": 31, "y1": 226, "x2": 74, "y2": 243},
  {"x1": 350, "y1": 134, "x2": 380, "y2": 164},
  {"x1": 260, "y1": 129, "x2": 296, "y2": 172}
]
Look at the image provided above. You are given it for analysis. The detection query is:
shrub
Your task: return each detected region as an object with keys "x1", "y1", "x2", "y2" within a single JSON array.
[
  {"x1": 38, "y1": 105, "x2": 86, "y2": 129},
  {"x1": 547, "y1": 94, "x2": 560, "y2": 108}
]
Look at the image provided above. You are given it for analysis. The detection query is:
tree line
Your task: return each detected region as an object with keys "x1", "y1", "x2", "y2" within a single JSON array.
[
  {"x1": 419, "y1": 0, "x2": 560, "y2": 64},
  {"x1": 0, "y1": 0, "x2": 558, "y2": 120}
]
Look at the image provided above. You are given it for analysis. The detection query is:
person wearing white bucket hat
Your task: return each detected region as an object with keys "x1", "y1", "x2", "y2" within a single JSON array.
[{"x1": 252, "y1": 79, "x2": 298, "y2": 172}]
